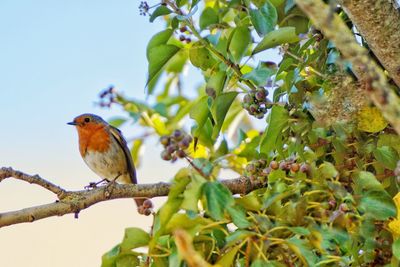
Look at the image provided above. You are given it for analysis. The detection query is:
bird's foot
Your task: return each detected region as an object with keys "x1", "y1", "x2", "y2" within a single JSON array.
[
  {"x1": 84, "y1": 178, "x2": 110, "y2": 190},
  {"x1": 104, "y1": 174, "x2": 121, "y2": 198}
]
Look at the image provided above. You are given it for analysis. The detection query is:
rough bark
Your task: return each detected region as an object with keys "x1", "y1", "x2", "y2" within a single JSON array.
[
  {"x1": 340, "y1": 0, "x2": 400, "y2": 88},
  {"x1": 295, "y1": 0, "x2": 400, "y2": 134}
]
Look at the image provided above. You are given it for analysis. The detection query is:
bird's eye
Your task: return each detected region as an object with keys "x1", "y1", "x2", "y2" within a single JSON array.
[{"x1": 84, "y1": 117, "x2": 90, "y2": 123}]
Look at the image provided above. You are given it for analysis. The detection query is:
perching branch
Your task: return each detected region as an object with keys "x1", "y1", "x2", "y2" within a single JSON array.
[
  {"x1": 295, "y1": 0, "x2": 400, "y2": 134},
  {"x1": 0, "y1": 167, "x2": 264, "y2": 228}
]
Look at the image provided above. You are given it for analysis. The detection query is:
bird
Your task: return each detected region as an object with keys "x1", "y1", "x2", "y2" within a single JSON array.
[{"x1": 68, "y1": 113, "x2": 146, "y2": 213}]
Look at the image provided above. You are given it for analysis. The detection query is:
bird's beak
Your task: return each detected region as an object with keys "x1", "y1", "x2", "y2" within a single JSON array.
[{"x1": 67, "y1": 121, "x2": 77, "y2": 126}]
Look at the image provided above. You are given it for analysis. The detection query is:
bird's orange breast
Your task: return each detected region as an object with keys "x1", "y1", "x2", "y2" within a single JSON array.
[{"x1": 77, "y1": 124, "x2": 111, "y2": 156}]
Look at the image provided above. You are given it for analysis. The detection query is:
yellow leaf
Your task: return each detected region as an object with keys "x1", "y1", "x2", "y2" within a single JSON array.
[
  {"x1": 388, "y1": 193, "x2": 400, "y2": 239},
  {"x1": 150, "y1": 113, "x2": 169, "y2": 135},
  {"x1": 357, "y1": 106, "x2": 388, "y2": 133},
  {"x1": 187, "y1": 142, "x2": 209, "y2": 158},
  {"x1": 389, "y1": 219, "x2": 400, "y2": 239}
]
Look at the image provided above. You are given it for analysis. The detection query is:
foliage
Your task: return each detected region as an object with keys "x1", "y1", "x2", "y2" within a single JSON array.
[{"x1": 101, "y1": 0, "x2": 400, "y2": 266}]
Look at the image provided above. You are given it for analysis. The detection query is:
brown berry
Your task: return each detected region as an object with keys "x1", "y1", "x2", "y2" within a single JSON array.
[
  {"x1": 143, "y1": 199, "x2": 154, "y2": 209},
  {"x1": 290, "y1": 163, "x2": 300, "y2": 173},
  {"x1": 176, "y1": 149, "x2": 186, "y2": 158},
  {"x1": 161, "y1": 150, "x2": 172, "y2": 161},
  {"x1": 300, "y1": 163, "x2": 310, "y2": 174},
  {"x1": 269, "y1": 160, "x2": 279, "y2": 170}
]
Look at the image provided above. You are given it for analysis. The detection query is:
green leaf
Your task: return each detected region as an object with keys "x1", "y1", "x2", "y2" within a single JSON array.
[
  {"x1": 190, "y1": 96, "x2": 211, "y2": 134},
  {"x1": 165, "y1": 213, "x2": 212, "y2": 233},
  {"x1": 189, "y1": 43, "x2": 217, "y2": 70},
  {"x1": 216, "y1": 245, "x2": 241, "y2": 266},
  {"x1": 192, "y1": 158, "x2": 214, "y2": 177},
  {"x1": 229, "y1": 26, "x2": 251, "y2": 63},
  {"x1": 226, "y1": 205, "x2": 251, "y2": 228},
  {"x1": 358, "y1": 190, "x2": 396, "y2": 220},
  {"x1": 286, "y1": 237, "x2": 318, "y2": 265},
  {"x1": 259, "y1": 105, "x2": 289, "y2": 155},
  {"x1": 130, "y1": 139, "x2": 143, "y2": 167},
  {"x1": 115, "y1": 255, "x2": 139, "y2": 267},
  {"x1": 288, "y1": 227, "x2": 311, "y2": 236},
  {"x1": 210, "y1": 91, "x2": 238, "y2": 139},
  {"x1": 252, "y1": 27, "x2": 299, "y2": 55},
  {"x1": 373, "y1": 146, "x2": 399, "y2": 170},
  {"x1": 235, "y1": 190, "x2": 263, "y2": 211},
  {"x1": 203, "y1": 181, "x2": 234, "y2": 220},
  {"x1": 150, "y1": 174, "x2": 191, "y2": 250},
  {"x1": 108, "y1": 117, "x2": 127, "y2": 128},
  {"x1": 206, "y1": 71, "x2": 227, "y2": 96},
  {"x1": 165, "y1": 49, "x2": 188, "y2": 73},
  {"x1": 377, "y1": 134, "x2": 400, "y2": 153},
  {"x1": 120, "y1": 227, "x2": 150, "y2": 252},
  {"x1": 147, "y1": 44, "x2": 180, "y2": 88},
  {"x1": 101, "y1": 245, "x2": 120, "y2": 267},
  {"x1": 181, "y1": 174, "x2": 207, "y2": 211},
  {"x1": 249, "y1": 1, "x2": 277, "y2": 37},
  {"x1": 354, "y1": 171, "x2": 383, "y2": 193},
  {"x1": 149, "y1": 6, "x2": 172, "y2": 22},
  {"x1": 242, "y1": 62, "x2": 275, "y2": 86},
  {"x1": 318, "y1": 162, "x2": 338, "y2": 179},
  {"x1": 200, "y1": 7, "x2": 219, "y2": 30},
  {"x1": 225, "y1": 230, "x2": 256, "y2": 246},
  {"x1": 146, "y1": 29, "x2": 174, "y2": 59},
  {"x1": 393, "y1": 239, "x2": 400, "y2": 260},
  {"x1": 251, "y1": 259, "x2": 286, "y2": 267}
]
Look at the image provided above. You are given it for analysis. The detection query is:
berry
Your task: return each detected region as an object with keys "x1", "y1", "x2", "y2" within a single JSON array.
[
  {"x1": 161, "y1": 150, "x2": 172, "y2": 161},
  {"x1": 179, "y1": 26, "x2": 187, "y2": 32},
  {"x1": 255, "y1": 88, "x2": 266, "y2": 101},
  {"x1": 300, "y1": 163, "x2": 310, "y2": 174},
  {"x1": 143, "y1": 199, "x2": 154, "y2": 209},
  {"x1": 160, "y1": 135, "x2": 170, "y2": 146},
  {"x1": 249, "y1": 104, "x2": 259, "y2": 114},
  {"x1": 166, "y1": 145, "x2": 177, "y2": 154},
  {"x1": 176, "y1": 149, "x2": 186, "y2": 158},
  {"x1": 269, "y1": 160, "x2": 279, "y2": 170},
  {"x1": 279, "y1": 161, "x2": 290, "y2": 171},
  {"x1": 261, "y1": 167, "x2": 271, "y2": 176},
  {"x1": 144, "y1": 208, "x2": 152, "y2": 216},
  {"x1": 173, "y1": 129, "x2": 183, "y2": 141},
  {"x1": 243, "y1": 94, "x2": 253, "y2": 103},
  {"x1": 179, "y1": 35, "x2": 185, "y2": 41},
  {"x1": 290, "y1": 163, "x2": 300, "y2": 173}
]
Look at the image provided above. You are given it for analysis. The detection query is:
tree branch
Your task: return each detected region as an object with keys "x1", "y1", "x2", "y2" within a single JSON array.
[
  {"x1": 0, "y1": 167, "x2": 264, "y2": 228},
  {"x1": 340, "y1": 0, "x2": 400, "y2": 87},
  {"x1": 295, "y1": 0, "x2": 400, "y2": 134}
]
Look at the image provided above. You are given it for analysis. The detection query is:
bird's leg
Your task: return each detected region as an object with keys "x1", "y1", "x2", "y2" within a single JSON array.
[
  {"x1": 84, "y1": 178, "x2": 110, "y2": 190},
  {"x1": 104, "y1": 174, "x2": 121, "y2": 198}
]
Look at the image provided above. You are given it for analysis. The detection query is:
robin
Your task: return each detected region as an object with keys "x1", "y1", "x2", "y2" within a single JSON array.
[{"x1": 68, "y1": 113, "x2": 147, "y2": 213}]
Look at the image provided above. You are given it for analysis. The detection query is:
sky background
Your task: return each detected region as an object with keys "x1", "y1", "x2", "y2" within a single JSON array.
[
  {"x1": 0, "y1": 0, "x2": 287, "y2": 266},
  {"x1": 0, "y1": 1, "x2": 189, "y2": 266}
]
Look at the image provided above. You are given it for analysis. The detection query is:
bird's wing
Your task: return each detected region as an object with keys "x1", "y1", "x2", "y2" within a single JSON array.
[{"x1": 109, "y1": 125, "x2": 137, "y2": 184}]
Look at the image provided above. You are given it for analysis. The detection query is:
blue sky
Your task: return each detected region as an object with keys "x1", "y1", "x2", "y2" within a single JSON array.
[
  {"x1": 0, "y1": 1, "x2": 283, "y2": 266},
  {"x1": 0, "y1": 1, "x2": 182, "y2": 266}
]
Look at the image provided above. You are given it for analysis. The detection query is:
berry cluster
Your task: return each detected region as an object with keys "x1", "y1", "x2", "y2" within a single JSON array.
[
  {"x1": 98, "y1": 86, "x2": 116, "y2": 108},
  {"x1": 139, "y1": 1, "x2": 150, "y2": 16},
  {"x1": 160, "y1": 130, "x2": 193, "y2": 162},
  {"x1": 242, "y1": 88, "x2": 272, "y2": 119},
  {"x1": 245, "y1": 158, "x2": 311, "y2": 181},
  {"x1": 138, "y1": 199, "x2": 154, "y2": 216},
  {"x1": 178, "y1": 26, "x2": 191, "y2": 43}
]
